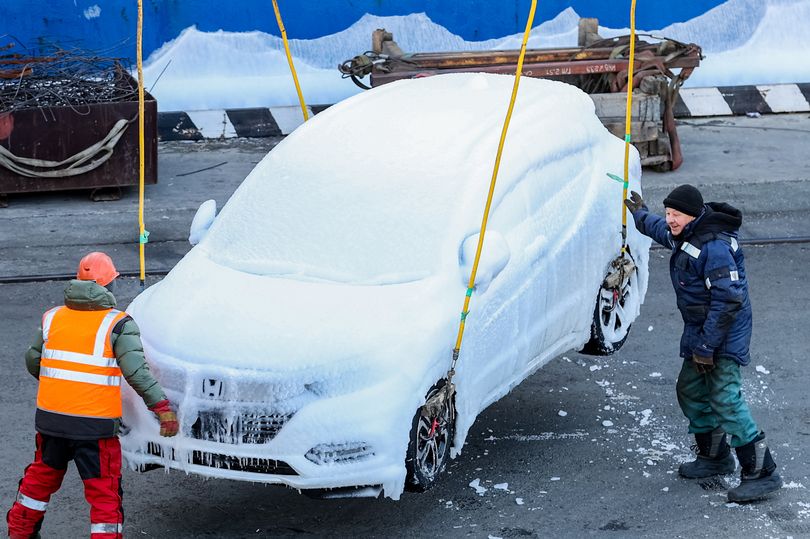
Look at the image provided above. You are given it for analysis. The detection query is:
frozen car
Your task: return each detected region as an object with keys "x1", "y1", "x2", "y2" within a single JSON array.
[{"x1": 121, "y1": 73, "x2": 651, "y2": 499}]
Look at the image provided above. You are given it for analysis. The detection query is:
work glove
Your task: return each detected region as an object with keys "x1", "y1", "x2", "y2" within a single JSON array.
[
  {"x1": 148, "y1": 399, "x2": 179, "y2": 437},
  {"x1": 624, "y1": 191, "x2": 645, "y2": 213},
  {"x1": 692, "y1": 345, "x2": 715, "y2": 374}
]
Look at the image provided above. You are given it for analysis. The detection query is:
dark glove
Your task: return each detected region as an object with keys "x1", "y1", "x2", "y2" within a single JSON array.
[
  {"x1": 692, "y1": 346, "x2": 715, "y2": 374},
  {"x1": 624, "y1": 191, "x2": 645, "y2": 213},
  {"x1": 148, "y1": 399, "x2": 179, "y2": 437}
]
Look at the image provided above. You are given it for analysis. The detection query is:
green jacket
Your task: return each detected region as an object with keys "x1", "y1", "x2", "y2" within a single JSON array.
[{"x1": 27, "y1": 279, "x2": 167, "y2": 438}]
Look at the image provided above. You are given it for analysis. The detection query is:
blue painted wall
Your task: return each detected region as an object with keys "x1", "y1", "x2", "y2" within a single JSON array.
[{"x1": 6, "y1": 0, "x2": 724, "y2": 59}]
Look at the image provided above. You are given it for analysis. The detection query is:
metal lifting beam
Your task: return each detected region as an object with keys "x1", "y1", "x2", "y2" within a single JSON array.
[{"x1": 339, "y1": 19, "x2": 702, "y2": 171}]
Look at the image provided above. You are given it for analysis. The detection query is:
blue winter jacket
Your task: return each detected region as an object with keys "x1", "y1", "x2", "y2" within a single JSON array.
[{"x1": 631, "y1": 202, "x2": 752, "y2": 365}]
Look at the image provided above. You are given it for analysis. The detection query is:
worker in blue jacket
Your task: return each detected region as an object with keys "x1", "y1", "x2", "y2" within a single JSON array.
[{"x1": 625, "y1": 184, "x2": 781, "y2": 502}]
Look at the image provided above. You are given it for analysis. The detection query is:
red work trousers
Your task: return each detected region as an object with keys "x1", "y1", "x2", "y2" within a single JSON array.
[{"x1": 7, "y1": 433, "x2": 124, "y2": 539}]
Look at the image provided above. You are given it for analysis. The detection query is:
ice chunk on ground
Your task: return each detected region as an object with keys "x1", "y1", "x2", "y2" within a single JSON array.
[{"x1": 469, "y1": 478, "x2": 488, "y2": 496}]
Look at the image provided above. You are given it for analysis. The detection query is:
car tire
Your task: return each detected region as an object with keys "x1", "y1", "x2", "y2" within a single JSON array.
[
  {"x1": 404, "y1": 380, "x2": 455, "y2": 492},
  {"x1": 581, "y1": 252, "x2": 639, "y2": 356}
]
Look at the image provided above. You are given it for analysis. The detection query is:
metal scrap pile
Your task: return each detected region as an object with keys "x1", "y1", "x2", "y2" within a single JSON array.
[{"x1": 0, "y1": 44, "x2": 137, "y2": 114}]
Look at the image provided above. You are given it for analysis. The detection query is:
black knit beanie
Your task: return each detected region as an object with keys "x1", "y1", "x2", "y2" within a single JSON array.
[{"x1": 663, "y1": 184, "x2": 704, "y2": 217}]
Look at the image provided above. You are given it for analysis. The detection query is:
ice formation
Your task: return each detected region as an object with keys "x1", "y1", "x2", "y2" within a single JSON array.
[{"x1": 122, "y1": 73, "x2": 650, "y2": 498}]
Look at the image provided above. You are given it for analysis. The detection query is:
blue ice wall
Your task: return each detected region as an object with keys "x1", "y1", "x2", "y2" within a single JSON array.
[{"x1": 6, "y1": 0, "x2": 724, "y2": 59}]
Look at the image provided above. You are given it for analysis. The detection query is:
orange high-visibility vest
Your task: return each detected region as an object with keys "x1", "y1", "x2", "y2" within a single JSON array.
[{"x1": 37, "y1": 306, "x2": 129, "y2": 419}]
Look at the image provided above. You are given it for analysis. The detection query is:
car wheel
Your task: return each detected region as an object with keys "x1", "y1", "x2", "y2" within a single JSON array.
[
  {"x1": 405, "y1": 380, "x2": 455, "y2": 492},
  {"x1": 581, "y1": 253, "x2": 638, "y2": 356}
]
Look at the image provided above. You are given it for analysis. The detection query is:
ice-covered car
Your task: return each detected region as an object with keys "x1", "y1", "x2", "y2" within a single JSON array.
[{"x1": 121, "y1": 73, "x2": 651, "y2": 499}]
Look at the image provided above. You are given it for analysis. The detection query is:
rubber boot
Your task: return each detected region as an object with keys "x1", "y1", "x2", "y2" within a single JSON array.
[
  {"x1": 678, "y1": 427, "x2": 736, "y2": 478},
  {"x1": 727, "y1": 432, "x2": 783, "y2": 502}
]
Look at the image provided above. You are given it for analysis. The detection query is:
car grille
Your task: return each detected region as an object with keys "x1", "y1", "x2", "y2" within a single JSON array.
[
  {"x1": 145, "y1": 443, "x2": 297, "y2": 475},
  {"x1": 191, "y1": 451, "x2": 298, "y2": 475},
  {"x1": 190, "y1": 411, "x2": 291, "y2": 444}
]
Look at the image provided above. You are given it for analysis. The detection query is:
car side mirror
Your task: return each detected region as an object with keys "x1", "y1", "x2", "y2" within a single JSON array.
[
  {"x1": 458, "y1": 230, "x2": 510, "y2": 293},
  {"x1": 189, "y1": 199, "x2": 217, "y2": 246}
]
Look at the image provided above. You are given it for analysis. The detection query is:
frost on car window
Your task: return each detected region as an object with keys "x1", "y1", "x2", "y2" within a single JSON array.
[{"x1": 201, "y1": 146, "x2": 458, "y2": 284}]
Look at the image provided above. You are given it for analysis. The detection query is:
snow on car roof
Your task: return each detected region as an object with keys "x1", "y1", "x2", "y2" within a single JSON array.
[{"x1": 201, "y1": 73, "x2": 606, "y2": 284}]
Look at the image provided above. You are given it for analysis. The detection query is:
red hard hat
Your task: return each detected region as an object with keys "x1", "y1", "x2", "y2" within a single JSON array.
[{"x1": 77, "y1": 252, "x2": 119, "y2": 286}]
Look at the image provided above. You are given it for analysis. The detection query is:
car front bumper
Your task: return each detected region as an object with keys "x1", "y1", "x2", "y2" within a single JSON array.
[{"x1": 120, "y1": 346, "x2": 419, "y2": 498}]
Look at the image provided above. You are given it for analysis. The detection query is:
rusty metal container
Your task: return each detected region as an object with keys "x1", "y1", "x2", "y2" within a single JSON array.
[{"x1": 0, "y1": 72, "x2": 157, "y2": 196}]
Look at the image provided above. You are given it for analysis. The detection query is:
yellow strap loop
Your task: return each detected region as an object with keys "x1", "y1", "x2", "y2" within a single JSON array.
[
  {"x1": 272, "y1": 0, "x2": 309, "y2": 122},
  {"x1": 621, "y1": 0, "x2": 638, "y2": 255},
  {"x1": 453, "y1": 0, "x2": 538, "y2": 354},
  {"x1": 137, "y1": 0, "x2": 146, "y2": 287}
]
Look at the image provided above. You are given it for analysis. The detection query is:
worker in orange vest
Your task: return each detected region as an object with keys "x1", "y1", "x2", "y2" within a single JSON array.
[{"x1": 7, "y1": 252, "x2": 178, "y2": 539}]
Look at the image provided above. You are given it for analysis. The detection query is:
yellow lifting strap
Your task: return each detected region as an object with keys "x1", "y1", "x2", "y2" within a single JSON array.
[
  {"x1": 620, "y1": 0, "x2": 638, "y2": 256},
  {"x1": 452, "y1": 0, "x2": 538, "y2": 361},
  {"x1": 272, "y1": 0, "x2": 309, "y2": 122},
  {"x1": 136, "y1": 0, "x2": 147, "y2": 288}
]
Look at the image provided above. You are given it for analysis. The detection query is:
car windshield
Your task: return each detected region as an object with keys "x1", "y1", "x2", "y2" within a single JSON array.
[{"x1": 202, "y1": 146, "x2": 461, "y2": 284}]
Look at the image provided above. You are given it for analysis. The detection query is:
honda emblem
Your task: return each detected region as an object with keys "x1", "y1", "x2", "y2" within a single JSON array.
[{"x1": 203, "y1": 378, "x2": 223, "y2": 398}]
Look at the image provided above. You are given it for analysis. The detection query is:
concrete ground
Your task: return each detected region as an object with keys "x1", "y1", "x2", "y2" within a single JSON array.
[{"x1": 1, "y1": 114, "x2": 809, "y2": 537}]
